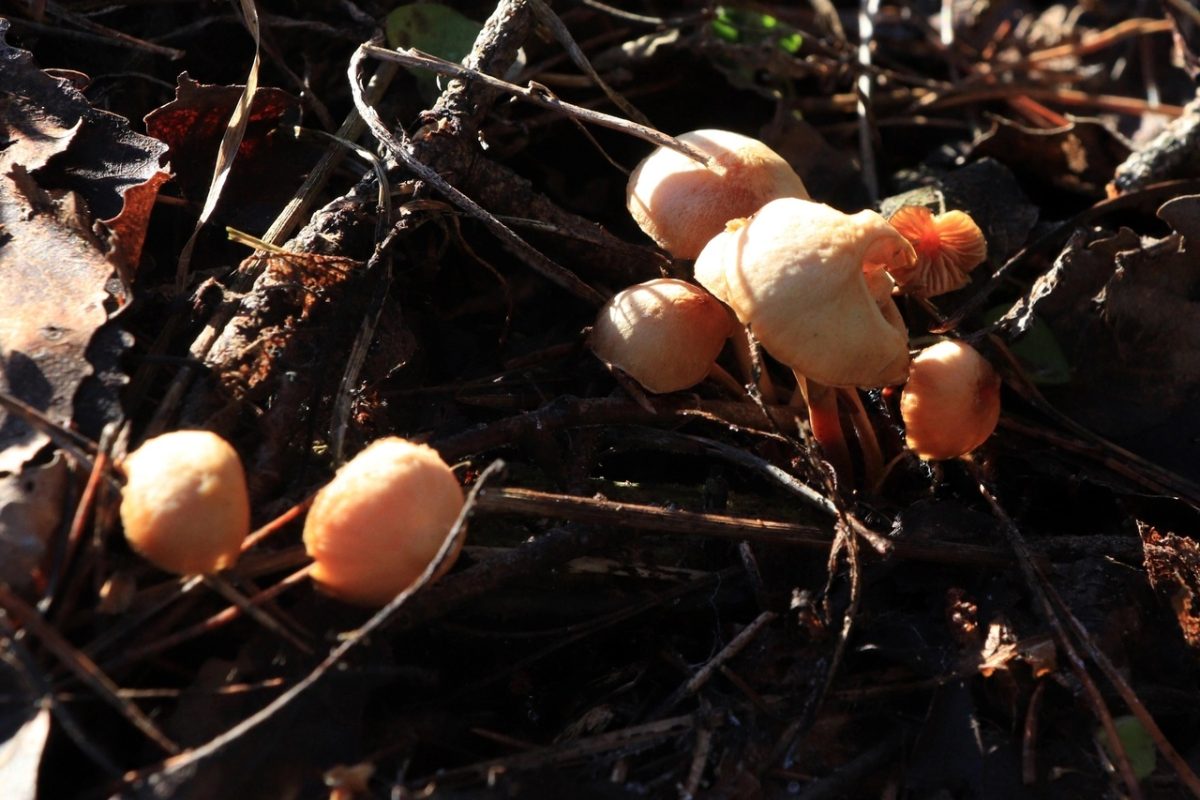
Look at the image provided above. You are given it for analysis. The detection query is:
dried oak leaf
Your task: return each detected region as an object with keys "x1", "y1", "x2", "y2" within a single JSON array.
[
  {"x1": 1001, "y1": 196, "x2": 1200, "y2": 482},
  {"x1": 0, "y1": 20, "x2": 168, "y2": 472},
  {"x1": 145, "y1": 74, "x2": 305, "y2": 233},
  {"x1": 970, "y1": 115, "x2": 1131, "y2": 198},
  {"x1": 0, "y1": 456, "x2": 67, "y2": 591},
  {"x1": 1139, "y1": 522, "x2": 1200, "y2": 648}
]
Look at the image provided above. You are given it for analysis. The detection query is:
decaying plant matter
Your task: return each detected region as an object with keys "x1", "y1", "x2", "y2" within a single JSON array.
[{"x1": 4, "y1": 2, "x2": 1200, "y2": 799}]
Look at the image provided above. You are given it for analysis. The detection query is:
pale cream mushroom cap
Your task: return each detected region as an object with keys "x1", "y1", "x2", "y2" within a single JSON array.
[
  {"x1": 626, "y1": 129, "x2": 810, "y2": 260},
  {"x1": 589, "y1": 278, "x2": 734, "y2": 394},
  {"x1": 120, "y1": 430, "x2": 250, "y2": 575},
  {"x1": 901, "y1": 340, "x2": 1001, "y2": 460},
  {"x1": 303, "y1": 437, "x2": 465, "y2": 607},
  {"x1": 694, "y1": 198, "x2": 915, "y2": 388}
]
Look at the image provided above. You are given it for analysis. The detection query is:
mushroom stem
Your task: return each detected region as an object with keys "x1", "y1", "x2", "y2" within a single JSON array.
[
  {"x1": 793, "y1": 372, "x2": 853, "y2": 486},
  {"x1": 732, "y1": 325, "x2": 778, "y2": 404},
  {"x1": 707, "y1": 362, "x2": 748, "y2": 397},
  {"x1": 842, "y1": 388, "x2": 885, "y2": 492}
]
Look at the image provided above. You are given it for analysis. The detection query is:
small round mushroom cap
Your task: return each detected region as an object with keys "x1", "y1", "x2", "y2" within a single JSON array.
[
  {"x1": 886, "y1": 206, "x2": 987, "y2": 297},
  {"x1": 901, "y1": 340, "x2": 1001, "y2": 460},
  {"x1": 303, "y1": 437, "x2": 465, "y2": 607},
  {"x1": 694, "y1": 198, "x2": 915, "y2": 388},
  {"x1": 120, "y1": 430, "x2": 250, "y2": 575},
  {"x1": 589, "y1": 278, "x2": 734, "y2": 394},
  {"x1": 626, "y1": 129, "x2": 810, "y2": 259}
]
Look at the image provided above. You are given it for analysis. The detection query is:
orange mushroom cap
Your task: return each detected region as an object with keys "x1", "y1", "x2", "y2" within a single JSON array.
[
  {"x1": 626, "y1": 129, "x2": 809, "y2": 259},
  {"x1": 886, "y1": 206, "x2": 987, "y2": 297},
  {"x1": 303, "y1": 437, "x2": 465, "y2": 607},
  {"x1": 900, "y1": 340, "x2": 1001, "y2": 460},
  {"x1": 588, "y1": 278, "x2": 734, "y2": 394},
  {"x1": 694, "y1": 198, "x2": 915, "y2": 388},
  {"x1": 119, "y1": 430, "x2": 250, "y2": 575}
]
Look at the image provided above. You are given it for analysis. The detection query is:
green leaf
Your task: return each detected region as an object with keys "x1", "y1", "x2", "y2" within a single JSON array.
[
  {"x1": 384, "y1": 2, "x2": 483, "y2": 102},
  {"x1": 779, "y1": 32, "x2": 803, "y2": 54},
  {"x1": 1099, "y1": 716, "x2": 1156, "y2": 781},
  {"x1": 711, "y1": 14, "x2": 739, "y2": 42},
  {"x1": 710, "y1": 6, "x2": 801, "y2": 55},
  {"x1": 985, "y1": 305, "x2": 1072, "y2": 386}
]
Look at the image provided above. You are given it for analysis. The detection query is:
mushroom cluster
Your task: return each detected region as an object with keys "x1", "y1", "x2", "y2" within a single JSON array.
[{"x1": 592, "y1": 128, "x2": 999, "y2": 486}]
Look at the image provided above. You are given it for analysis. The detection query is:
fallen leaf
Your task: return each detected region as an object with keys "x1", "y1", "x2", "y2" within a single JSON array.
[
  {"x1": 1139, "y1": 522, "x2": 1200, "y2": 649},
  {"x1": 145, "y1": 74, "x2": 306, "y2": 235},
  {"x1": 0, "y1": 708, "x2": 49, "y2": 800},
  {"x1": 971, "y1": 115, "x2": 1131, "y2": 197},
  {"x1": 1000, "y1": 197, "x2": 1200, "y2": 481},
  {"x1": 0, "y1": 21, "x2": 168, "y2": 472},
  {"x1": 0, "y1": 456, "x2": 68, "y2": 591}
]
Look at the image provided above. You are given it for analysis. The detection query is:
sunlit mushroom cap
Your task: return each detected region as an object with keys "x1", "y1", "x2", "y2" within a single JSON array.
[
  {"x1": 901, "y1": 340, "x2": 1001, "y2": 460},
  {"x1": 694, "y1": 198, "x2": 915, "y2": 388},
  {"x1": 886, "y1": 206, "x2": 987, "y2": 297},
  {"x1": 626, "y1": 129, "x2": 810, "y2": 260},
  {"x1": 120, "y1": 430, "x2": 250, "y2": 575},
  {"x1": 589, "y1": 278, "x2": 734, "y2": 394},
  {"x1": 303, "y1": 438, "x2": 465, "y2": 607}
]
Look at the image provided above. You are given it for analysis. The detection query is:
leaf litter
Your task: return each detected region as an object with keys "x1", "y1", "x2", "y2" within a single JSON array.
[{"x1": 3, "y1": 1, "x2": 1200, "y2": 799}]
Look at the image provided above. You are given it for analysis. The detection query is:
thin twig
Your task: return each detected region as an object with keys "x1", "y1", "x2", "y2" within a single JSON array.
[
  {"x1": 528, "y1": 0, "x2": 652, "y2": 127},
  {"x1": 660, "y1": 610, "x2": 778, "y2": 712},
  {"x1": 0, "y1": 585, "x2": 180, "y2": 755},
  {"x1": 351, "y1": 40, "x2": 606, "y2": 306},
  {"x1": 969, "y1": 468, "x2": 1144, "y2": 800},
  {"x1": 1042, "y1": 576, "x2": 1200, "y2": 797},
  {"x1": 360, "y1": 44, "x2": 710, "y2": 164}
]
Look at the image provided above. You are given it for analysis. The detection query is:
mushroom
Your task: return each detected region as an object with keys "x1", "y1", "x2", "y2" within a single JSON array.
[
  {"x1": 885, "y1": 206, "x2": 987, "y2": 297},
  {"x1": 119, "y1": 430, "x2": 250, "y2": 575},
  {"x1": 627, "y1": 129, "x2": 810, "y2": 260},
  {"x1": 695, "y1": 198, "x2": 914, "y2": 389},
  {"x1": 901, "y1": 340, "x2": 1001, "y2": 460},
  {"x1": 302, "y1": 437, "x2": 465, "y2": 607},
  {"x1": 588, "y1": 278, "x2": 736, "y2": 394},
  {"x1": 695, "y1": 198, "x2": 916, "y2": 485}
]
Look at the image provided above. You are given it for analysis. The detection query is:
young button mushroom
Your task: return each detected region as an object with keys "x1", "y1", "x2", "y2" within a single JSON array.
[
  {"x1": 303, "y1": 437, "x2": 465, "y2": 607},
  {"x1": 885, "y1": 206, "x2": 987, "y2": 297},
  {"x1": 901, "y1": 340, "x2": 1001, "y2": 460},
  {"x1": 588, "y1": 278, "x2": 735, "y2": 394},
  {"x1": 627, "y1": 129, "x2": 810, "y2": 260},
  {"x1": 119, "y1": 430, "x2": 250, "y2": 575}
]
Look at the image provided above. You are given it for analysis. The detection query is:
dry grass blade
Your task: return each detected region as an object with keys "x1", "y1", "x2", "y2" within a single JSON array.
[{"x1": 174, "y1": 0, "x2": 262, "y2": 288}]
